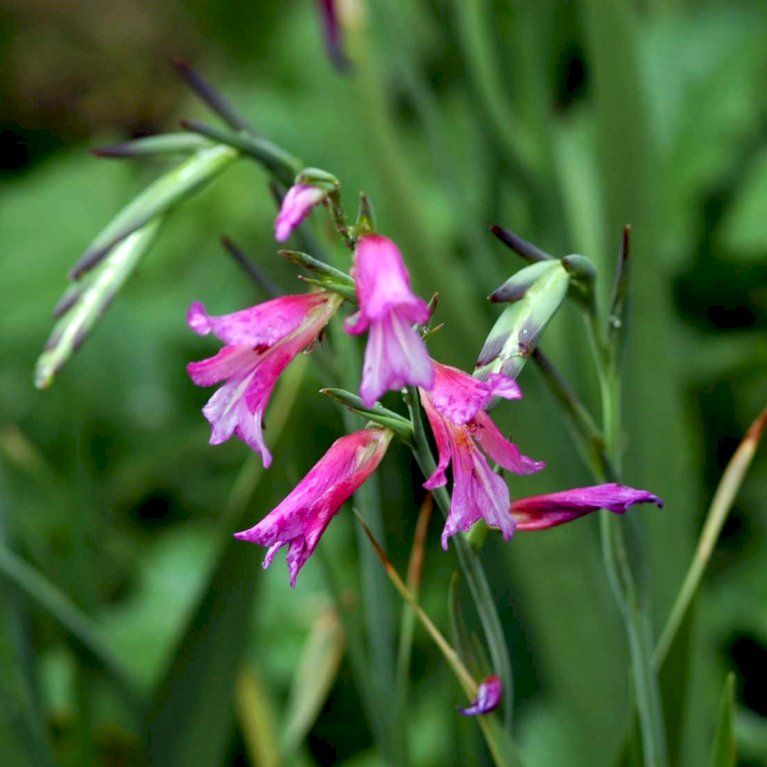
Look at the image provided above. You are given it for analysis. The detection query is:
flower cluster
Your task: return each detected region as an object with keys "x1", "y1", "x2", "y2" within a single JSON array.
[{"x1": 187, "y1": 182, "x2": 662, "y2": 588}]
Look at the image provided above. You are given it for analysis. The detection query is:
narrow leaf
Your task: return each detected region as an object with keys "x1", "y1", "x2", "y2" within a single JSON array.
[
  {"x1": 280, "y1": 606, "x2": 345, "y2": 756},
  {"x1": 235, "y1": 667, "x2": 281, "y2": 767},
  {"x1": 320, "y1": 388, "x2": 414, "y2": 442},
  {"x1": 92, "y1": 133, "x2": 210, "y2": 159},
  {"x1": 654, "y1": 407, "x2": 767, "y2": 666},
  {"x1": 174, "y1": 60, "x2": 258, "y2": 134},
  {"x1": 709, "y1": 674, "x2": 736, "y2": 767},
  {"x1": 35, "y1": 220, "x2": 161, "y2": 389},
  {"x1": 70, "y1": 144, "x2": 237, "y2": 279},
  {"x1": 0, "y1": 545, "x2": 143, "y2": 715},
  {"x1": 147, "y1": 357, "x2": 308, "y2": 767},
  {"x1": 180, "y1": 120, "x2": 299, "y2": 185}
]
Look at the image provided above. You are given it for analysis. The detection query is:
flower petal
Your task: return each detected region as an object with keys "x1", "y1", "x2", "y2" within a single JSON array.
[
  {"x1": 358, "y1": 311, "x2": 434, "y2": 407},
  {"x1": 352, "y1": 234, "x2": 430, "y2": 323},
  {"x1": 429, "y1": 363, "x2": 521, "y2": 426},
  {"x1": 420, "y1": 391, "x2": 452, "y2": 490},
  {"x1": 187, "y1": 293, "x2": 329, "y2": 347},
  {"x1": 511, "y1": 483, "x2": 663, "y2": 531},
  {"x1": 472, "y1": 411, "x2": 545, "y2": 475},
  {"x1": 441, "y1": 427, "x2": 515, "y2": 548},
  {"x1": 275, "y1": 183, "x2": 327, "y2": 242},
  {"x1": 458, "y1": 676, "x2": 503, "y2": 717}
]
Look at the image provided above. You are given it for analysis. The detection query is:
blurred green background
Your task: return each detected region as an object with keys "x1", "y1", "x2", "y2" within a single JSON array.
[{"x1": 1, "y1": 1, "x2": 766, "y2": 765}]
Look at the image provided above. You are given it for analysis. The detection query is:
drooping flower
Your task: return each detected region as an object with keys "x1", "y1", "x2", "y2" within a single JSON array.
[
  {"x1": 420, "y1": 362, "x2": 544, "y2": 548},
  {"x1": 509, "y1": 483, "x2": 663, "y2": 531},
  {"x1": 187, "y1": 291, "x2": 342, "y2": 467},
  {"x1": 235, "y1": 427, "x2": 392, "y2": 586},
  {"x1": 275, "y1": 183, "x2": 328, "y2": 242},
  {"x1": 458, "y1": 676, "x2": 503, "y2": 717},
  {"x1": 345, "y1": 234, "x2": 434, "y2": 406}
]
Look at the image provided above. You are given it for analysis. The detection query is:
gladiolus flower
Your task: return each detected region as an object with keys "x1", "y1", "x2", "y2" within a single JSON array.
[
  {"x1": 509, "y1": 483, "x2": 663, "y2": 531},
  {"x1": 345, "y1": 234, "x2": 434, "y2": 406},
  {"x1": 420, "y1": 362, "x2": 544, "y2": 548},
  {"x1": 235, "y1": 428, "x2": 392, "y2": 586},
  {"x1": 458, "y1": 676, "x2": 503, "y2": 717},
  {"x1": 275, "y1": 183, "x2": 327, "y2": 242},
  {"x1": 187, "y1": 291, "x2": 342, "y2": 467}
]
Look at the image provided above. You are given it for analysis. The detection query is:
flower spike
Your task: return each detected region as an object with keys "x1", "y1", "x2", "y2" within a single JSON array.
[{"x1": 235, "y1": 428, "x2": 392, "y2": 586}]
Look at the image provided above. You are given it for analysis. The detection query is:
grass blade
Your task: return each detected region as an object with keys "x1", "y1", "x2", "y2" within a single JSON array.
[
  {"x1": 709, "y1": 674, "x2": 736, "y2": 767},
  {"x1": 654, "y1": 407, "x2": 767, "y2": 666},
  {"x1": 147, "y1": 356, "x2": 308, "y2": 767},
  {"x1": 0, "y1": 545, "x2": 143, "y2": 716}
]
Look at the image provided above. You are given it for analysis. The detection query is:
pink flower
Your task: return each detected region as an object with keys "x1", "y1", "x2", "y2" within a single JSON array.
[
  {"x1": 275, "y1": 183, "x2": 327, "y2": 242},
  {"x1": 345, "y1": 234, "x2": 434, "y2": 406},
  {"x1": 187, "y1": 291, "x2": 341, "y2": 467},
  {"x1": 458, "y1": 676, "x2": 503, "y2": 717},
  {"x1": 235, "y1": 428, "x2": 392, "y2": 586},
  {"x1": 510, "y1": 483, "x2": 663, "y2": 531},
  {"x1": 420, "y1": 362, "x2": 544, "y2": 548}
]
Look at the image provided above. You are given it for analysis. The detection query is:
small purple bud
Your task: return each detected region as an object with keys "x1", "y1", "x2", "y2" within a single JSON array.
[{"x1": 458, "y1": 676, "x2": 503, "y2": 717}]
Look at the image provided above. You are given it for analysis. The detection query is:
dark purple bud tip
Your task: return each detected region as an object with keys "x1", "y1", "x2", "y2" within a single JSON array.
[{"x1": 457, "y1": 676, "x2": 502, "y2": 717}]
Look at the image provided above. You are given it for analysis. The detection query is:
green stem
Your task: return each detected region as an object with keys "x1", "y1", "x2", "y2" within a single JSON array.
[
  {"x1": 405, "y1": 387, "x2": 515, "y2": 734},
  {"x1": 586, "y1": 320, "x2": 668, "y2": 767}
]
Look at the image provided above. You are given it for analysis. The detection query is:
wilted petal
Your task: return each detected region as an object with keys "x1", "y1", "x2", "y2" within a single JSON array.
[
  {"x1": 511, "y1": 483, "x2": 663, "y2": 531},
  {"x1": 235, "y1": 428, "x2": 392, "y2": 585},
  {"x1": 458, "y1": 676, "x2": 503, "y2": 717},
  {"x1": 275, "y1": 183, "x2": 327, "y2": 242}
]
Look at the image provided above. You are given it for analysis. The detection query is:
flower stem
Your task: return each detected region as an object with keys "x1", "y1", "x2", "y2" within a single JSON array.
[
  {"x1": 586, "y1": 318, "x2": 668, "y2": 767},
  {"x1": 405, "y1": 387, "x2": 515, "y2": 734}
]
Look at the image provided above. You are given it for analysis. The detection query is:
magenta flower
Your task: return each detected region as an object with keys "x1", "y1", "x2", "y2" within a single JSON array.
[
  {"x1": 187, "y1": 291, "x2": 341, "y2": 467},
  {"x1": 235, "y1": 428, "x2": 392, "y2": 586},
  {"x1": 420, "y1": 362, "x2": 544, "y2": 548},
  {"x1": 458, "y1": 676, "x2": 503, "y2": 717},
  {"x1": 510, "y1": 483, "x2": 663, "y2": 531},
  {"x1": 275, "y1": 183, "x2": 327, "y2": 242},
  {"x1": 345, "y1": 234, "x2": 434, "y2": 407}
]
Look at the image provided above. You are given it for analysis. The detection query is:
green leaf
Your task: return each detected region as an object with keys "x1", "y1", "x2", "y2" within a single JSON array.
[
  {"x1": 70, "y1": 143, "x2": 238, "y2": 279},
  {"x1": 709, "y1": 674, "x2": 736, "y2": 767},
  {"x1": 35, "y1": 220, "x2": 161, "y2": 389},
  {"x1": 0, "y1": 545, "x2": 143, "y2": 716},
  {"x1": 320, "y1": 388, "x2": 414, "y2": 443},
  {"x1": 279, "y1": 607, "x2": 345, "y2": 757},
  {"x1": 146, "y1": 356, "x2": 308, "y2": 767}
]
